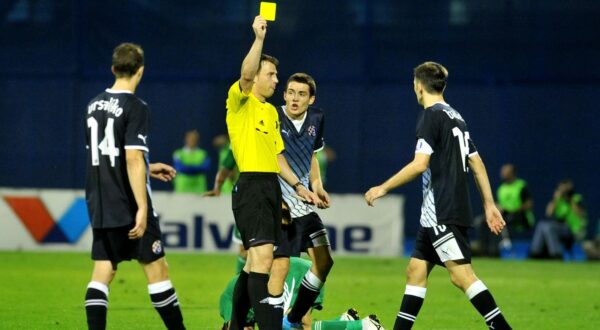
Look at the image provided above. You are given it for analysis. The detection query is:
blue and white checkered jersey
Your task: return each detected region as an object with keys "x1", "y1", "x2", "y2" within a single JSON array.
[{"x1": 277, "y1": 106, "x2": 325, "y2": 218}]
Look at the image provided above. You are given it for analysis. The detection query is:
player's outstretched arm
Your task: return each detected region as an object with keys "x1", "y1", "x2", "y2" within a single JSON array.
[
  {"x1": 239, "y1": 16, "x2": 267, "y2": 93},
  {"x1": 310, "y1": 153, "x2": 330, "y2": 208},
  {"x1": 277, "y1": 153, "x2": 322, "y2": 205},
  {"x1": 126, "y1": 149, "x2": 148, "y2": 239},
  {"x1": 149, "y1": 162, "x2": 176, "y2": 182},
  {"x1": 365, "y1": 153, "x2": 430, "y2": 206},
  {"x1": 203, "y1": 167, "x2": 232, "y2": 197},
  {"x1": 204, "y1": 149, "x2": 236, "y2": 196},
  {"x1": 468, "y1": 154, "x2": 506, "y2": 235}
]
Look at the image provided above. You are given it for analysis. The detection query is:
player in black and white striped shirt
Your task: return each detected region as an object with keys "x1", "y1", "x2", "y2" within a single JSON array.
[
  {"x1": 273, "y1": 73, "x2": 335, "y2": 329},
  {"x1": 365, "y1": 62, "x2": 511, "y2": 330}
]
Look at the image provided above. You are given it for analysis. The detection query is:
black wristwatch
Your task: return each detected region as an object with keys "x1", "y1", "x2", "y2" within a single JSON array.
[{"x1": 293, "y1": 182, "x2": 303, "y2": 191}]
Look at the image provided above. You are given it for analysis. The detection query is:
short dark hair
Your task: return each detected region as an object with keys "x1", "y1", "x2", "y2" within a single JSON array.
[
  {"x1": 286, "y1": 73, "x2": 317, "y2": 96},
  {"x1": 257, "y1": 53, "x2": 279, "y2": 73},
  {"x1": 414, "y1": 61, "x2": 448, "y2": 94},
  {"x1": 112, "y1": 43, "x2": 144, "y2": 78}
]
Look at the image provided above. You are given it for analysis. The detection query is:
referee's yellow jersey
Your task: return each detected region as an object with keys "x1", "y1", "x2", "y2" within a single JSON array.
[{"x1": 226, "y1": 81, "x2": 284, "y2": 173}]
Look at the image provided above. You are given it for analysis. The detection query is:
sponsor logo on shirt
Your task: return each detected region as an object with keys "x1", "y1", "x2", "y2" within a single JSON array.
[{"x1": 137, "y1": 134, "x2": 147, "y2": 144}]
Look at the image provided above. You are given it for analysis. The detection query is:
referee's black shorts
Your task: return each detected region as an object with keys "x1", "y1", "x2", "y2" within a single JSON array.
[
  {"x1": 91, "y1": 215, "x2": 165, "y2": 268},
  {"x1": 232, "y1": 172, "x2": 282, "y2": 250}
]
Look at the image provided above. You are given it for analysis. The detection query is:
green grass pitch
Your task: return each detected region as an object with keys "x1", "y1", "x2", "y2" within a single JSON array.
[{"x1": 1, "y1": 251, "x2": 599, "y2": 329}]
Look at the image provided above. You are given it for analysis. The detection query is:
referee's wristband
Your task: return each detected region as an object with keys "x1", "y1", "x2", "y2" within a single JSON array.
[{"x1": 292, "y1": 181, "x2": 303, "y2": 191}]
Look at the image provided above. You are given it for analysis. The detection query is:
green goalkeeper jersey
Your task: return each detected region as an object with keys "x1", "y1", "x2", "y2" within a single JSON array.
[{"x1": 219, "y1": 257, "x2": 325, "y2": 323}]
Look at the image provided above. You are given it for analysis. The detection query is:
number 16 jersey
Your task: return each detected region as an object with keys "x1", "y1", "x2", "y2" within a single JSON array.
[
  {"x1": 85, "y1": 88, "x2": 154, "y2": 229},
  {"x1": 414, "y1": 102, "x2": 478, "y2": 228}
]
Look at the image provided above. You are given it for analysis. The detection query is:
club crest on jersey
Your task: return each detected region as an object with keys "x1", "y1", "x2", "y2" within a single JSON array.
[
  {"x1": 152, "y1": 240, "x2": 163, "y2": 254},
  {"x1": 307, "y1": 125, "x2": 316, "y2": 137}
]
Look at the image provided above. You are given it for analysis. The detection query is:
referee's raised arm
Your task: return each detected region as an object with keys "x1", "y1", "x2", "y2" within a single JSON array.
[{"x1": 239, "y1": 16, "x2": 267, "y2": 94}]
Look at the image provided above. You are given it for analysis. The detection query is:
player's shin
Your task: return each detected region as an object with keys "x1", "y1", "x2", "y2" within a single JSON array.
[
  {"x1": 393, "y1": 285, "x2": 426, "y2": 330},
  {"x1": 85, "y1": 281, "x2": 109, "y2": 330},
  {"x1": 312, "y1": 320, "x2": 350, "y2": 330},
  {"x1": 148, "y1": 280, "x2": 185, "y2": 330},
  {"x1": 466, "y1": 280, "x2": 511, "y2": 330},
  {"x1": 267, "y1": 293, "x2": 284, "y2": 328},
  {"x1": 268, "y1": 257, "x2": 288, "y2": 328},
  {"x1": 248, "y1": 272, "x2": 272, "y2": 328},
  {"x1": 230, "y1": 270, "x2": 251, "y2": 329},
  {"x1": 287, "y1": 270, "x2": 324, "y2": 323}
]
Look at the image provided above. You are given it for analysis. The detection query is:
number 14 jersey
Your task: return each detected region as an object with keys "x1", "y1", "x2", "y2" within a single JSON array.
[
  {"x1": 415, "y1": 102, "x2": 478, "y2": 228},
  {"x1": 85, "y1": 89, "x2": 153, "y2": 229}
]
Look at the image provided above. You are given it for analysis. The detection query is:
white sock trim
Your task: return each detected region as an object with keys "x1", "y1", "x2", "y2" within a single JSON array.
[
  {"x1": 303, "y1": 270, "x2": 324, "y2": 291},
  {"x1": 484, "y1": 307, "x2": 501, "y2": 321},
  {"x1": 85, "y1": 299, "x2": 109, "y2": 307},
  {"x1": 152, "y1": 293, "x2": 178, "y2": 308},
  {"x1": 87, "y1": 281, "x2": 109, "y2": 297},
  {"x1": 466, "y1": 280, "x2": 488, "y2": 300},
  {"x1": 148, "y1": 280, "x2": 173, "y2": 295},
  {"x1": 269, "y1": 294, "x2": 284, "y2": 306},
  {"x1": 405, "y1": 285, "x2": 427, "y2": 298},
  {"x1": 397, "y1": 311, "x2": 417, "y2": 321}
]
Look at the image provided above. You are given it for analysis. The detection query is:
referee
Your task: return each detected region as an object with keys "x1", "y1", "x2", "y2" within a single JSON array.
[{"x1": 226, "y1": 16, "x2": 319, "y2": 329}]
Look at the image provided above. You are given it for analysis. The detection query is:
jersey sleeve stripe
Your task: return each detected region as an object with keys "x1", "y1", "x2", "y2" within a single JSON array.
[
  {"x1": 125, "y1": 145, "x2": 149, "y2": 152},
  {"x1": 415, "y1": 138, "x2": 434, "y2": 155}
]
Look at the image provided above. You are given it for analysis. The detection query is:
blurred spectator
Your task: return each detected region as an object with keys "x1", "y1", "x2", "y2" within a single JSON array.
[
  {"x1": 172, "y1": 130, "x2": 210, "y2": 194},
  {"x1": 473, "y1": 163, "x2": 534, "y2": 257},
  {"x1": 315, "y1": 145, "x2": 336, "y2": 185},
  {"x1": 497, "y1": 164, "x2": 535, "y2": 233},
  {"x1": 583, "y1": 220, "x2": 600, "y2": 260},
  {"x1": 529, "y1": 179, "x2": 587, "y2": 259}
]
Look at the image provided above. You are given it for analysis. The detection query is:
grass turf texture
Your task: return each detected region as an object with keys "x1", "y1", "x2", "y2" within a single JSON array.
[{"x1": 1, "y1": 252, "x2": 599, "y2": 329}]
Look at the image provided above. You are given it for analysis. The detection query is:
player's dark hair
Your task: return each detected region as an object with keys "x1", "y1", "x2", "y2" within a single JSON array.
[
  {"x1": 414, "y1": 61, "x2": 448, "y2": 94},
  {"x1": 112, "y1": 43, "x2": 144, "y2": 78},
  {"x1": 287, "y1": 73, "x2": 317, "y2": 97},
  {"x1": 258, "y1": 53, "x2": 279, "y2": 73}
]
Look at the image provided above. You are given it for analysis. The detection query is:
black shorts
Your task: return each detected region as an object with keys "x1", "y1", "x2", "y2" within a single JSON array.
[
  {"x1": 275, "y1": 212, "x2": 330, "y2": 258},
  {"x1": 232, "y1": 172, "x2": 282, "y2": 250},
  {"x1": 411, "y1": 224, "x2": 472, "y2": 267},
  {"x1": 91, "y1": 215, "x2": 165, "y2": 267}
]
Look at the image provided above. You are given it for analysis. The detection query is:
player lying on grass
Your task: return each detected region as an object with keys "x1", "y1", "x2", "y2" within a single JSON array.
[{"x1": 219, "y1": 256, "x2": 384, "y2": 330}]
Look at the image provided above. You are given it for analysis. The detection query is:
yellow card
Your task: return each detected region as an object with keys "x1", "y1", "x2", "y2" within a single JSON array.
[{"x1": 260, "y1": 2, "x2": 277, "y2": 21}]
